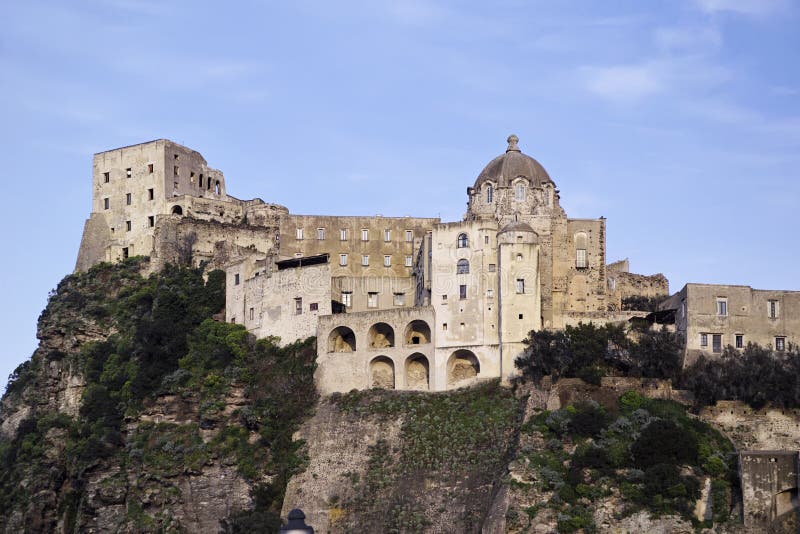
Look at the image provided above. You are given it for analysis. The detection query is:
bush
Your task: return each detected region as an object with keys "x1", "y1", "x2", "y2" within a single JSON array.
[{"x1": 632, "y1": 419, "x2": 698, "y2": 469}]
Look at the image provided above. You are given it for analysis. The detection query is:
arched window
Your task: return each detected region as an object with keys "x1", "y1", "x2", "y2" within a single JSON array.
[
  {"x1": 457, "y1": 233, "x2": 468, "y2": 248},
  {"x1": 515, "y1": 182, "x2": 526, "y2": 201},
  {"x1": 456, "y1": 259, "x2": 470, "y2": 274},
  {"x1": 215, "y1": 180, "x2": 221, "y2": 195},
  {"x1": 171, "y1": 205, "x2": 183, "y2": 215},
  {"x1": 486, "y1": 185, "x2": 493, "y2": 203},
  {"x1": 575, "y1": 232, "x2": 588, "y2": 269}
]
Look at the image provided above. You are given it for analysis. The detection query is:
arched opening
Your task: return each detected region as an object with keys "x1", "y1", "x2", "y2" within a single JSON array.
[
  {"x1": 404, "y1": 320, "x2": 431, "y2": 345},
  {"x1": 456, "y1": 259, "x2": 470, "y2": 274},
  {"x1": 328, "y1": 326, "x2": 356, "y2": 352},
  {"x1": 215, "y1": 180, "x2": 221, "y2": 195},
  {"x1": 369, "y1": 323, "x2": 395, "y2": 348},
  {"x1": 405, "y1": 353, "x2": 429, "y2": 390},
  {"x1": 447, "y1": 350, "x2": 480, "y2": 386},
  {"x1": 171, "y1": 205, "x2": 183, "y2": 215},
  {"x1": 514, "y1": 180, "x2": 527, "y2": 201},
  {"x1": 457, "y1": 233, "x2": 469, "y2": 248},
  {"x1": 370, "y1": 356, "x2": 395, "y2": 389}
]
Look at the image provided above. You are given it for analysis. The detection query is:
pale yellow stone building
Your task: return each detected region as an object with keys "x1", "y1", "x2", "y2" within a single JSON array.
[{"x1": 76, "y1": 136, "x2": 672, "y2": 393}]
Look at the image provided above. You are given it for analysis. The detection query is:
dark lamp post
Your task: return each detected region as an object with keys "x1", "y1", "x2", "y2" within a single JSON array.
[{"x1": 279, "y1": 508, "x2": 314, "y2": 533}]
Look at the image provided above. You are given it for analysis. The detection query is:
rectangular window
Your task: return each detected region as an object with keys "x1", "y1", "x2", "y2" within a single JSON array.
[
  {"x1": 484, "y1": 235, "x2": 489, "y2": 244},
  {"x1": 148, "y1": 188, "x2": 154, "y2": 200},
  {"x1": 103, "y1": 197, "x2": 109, "y2": 210},
  {"x1": 234, "y1": 273, "x2": 240, "y2": 285},
  {"x1": 126, "y1": 193, "x2": 132, "y2": 205},
  {"x1": 367, "y1": 292, "x2": 378, "y2": 308},
  {"x1": 700, "y1": 333, "x2": 708, "y2": 347},
  {"x1": 442, "y1": 294, "x2": 447, "y2": 302},
  {"x1": 776, "y1": 337, "x2": 786, "y2": 351},
  {"x1": 487, "y1": 288, "x2": 494, "y2": 298},
  {"x1": 296, "y1": 228, "x2": 303, "y2": 240},
  {"x1": 361, "y1": 229, "x2": 369, "y2": 241},
  {"x1": 103, "y1": 172, "x2": 110, "y2": 183},
  {"x1": 516, "y1": 279, "x2": 525, "y2": 294},
  {"x1": 317, "y1": 228, "x2": 325, "y2": 240},
  {"x1": 125, "y1": 220, "x2": 131, "y2": 232},
  {"x1": 361, "y1": 255, "x2": 369, "y2": 266},
  {"x1": 405, "y1": 255, "x2": 413, "y2": 267},
  {"x1": 310, "y1": 302, "x2": 319, "y2": 311},
  {"x1": 122, "y1": 247, "x2": 129, "y2": 259},
  {"x1": 340, "y1": 228, "x2": 348, "y2": 241},
  {"x1": 443, "y1": 323, "x2": 448, "y2": 331},
  {"x1": 384, "y1": 229, "x2": 391, "y2": 242},
  {"x1": 126, "y1": 168, "x2": 132, "y2": 178},
  {"x1": 735, "y1": 334, "x2": 743, "y2": 349},
  {"x1": 576, "y1": 249, "x2": 587, "y2": 269},
  {"x1": 190, "y1": 171, "x2": 195, "y2": 183},
  {"x1": 712, "y1": 334, "x2": 722, "y2": 353},
  {"x1": 488, "y1": 264, "x2": 496, "y2": 272},
  {"x1": 148, "y1": 163, "x2": 154, "y2": 174},
  {"x1": 249, "y1": 307, "x2": 254, "y2": 320},
  {"x1": 393, "y1": 293, "x2": 404, "y2": 306},
  {"x1": 174, "y1": 154, "x2": 179, "y2": 160},
  {"x1": 294, "y1": 298, "x2": 303, "y2": 315},
  {"x1": 339, "y1": 254, "x2": 348, "y2": 266},
  {"x1": 148, "y1": 215, "x2": 154, "y2": 227},
  {"x1": 342, "y1": 291, "x2": 352, "y2": 307},
  {"x1": 405, "y1": 230, "x2": 413, "y2": 242},
  {"x1": 459, "y1": 284, "x2": 467, "y2": 300},
  {"x1": 716, "y1": 298, "x2": 728, "y2": 317},
  {"x1": 384, "y1": 255, "x2": 391, "y2": 267},
  {"x1": 768, "y1": 300, "x2": 779, "y2": 319},
  {"x1": 173, "y1": 165, "x2": 179, "y2": 177}
]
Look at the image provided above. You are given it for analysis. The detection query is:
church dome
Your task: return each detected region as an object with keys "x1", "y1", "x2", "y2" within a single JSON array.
[
  {"x1": 474, "y1": 135, "x2": 553, "y2": 189},
  {"x1": 498, "y1": 220, "x2": 536, "y2": 234}
]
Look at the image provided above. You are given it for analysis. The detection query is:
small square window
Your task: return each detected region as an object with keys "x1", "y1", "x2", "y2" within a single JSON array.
[
  {"x1": 148, "y1": 188, "x2": 154, "y2": 200},
  {"x1": 405, "y1": 255, "x2": 413, "y2": 267},
  {"x1": 340, "y1": 228, "x2": 348, "y2": 241},
  {"x1": 125, "y1": 220, "x2": 131, "y2": 232},
  {"x1": 384, "y1": 255, "x2": 391, "y2": 267},
  {"x1": 126, "y1": 168, "x2": 132, "y2": 178},
  {"x1": 296, "y1": 228, "x2": 304, "y2": 240},
  {"x1": 776, "y1": 337, "x2": 786, "y2": 351},
  {"x1": 148, "y1": 215, "x2": 154, "y2": 227},
  {"x1": 405, "y1": 230, "x2": 413, "y2": 242},
  {"x1": 368, "y1": 292, "x2": 378, "y2": 308},
  {"x1": 516, "y1": 253, "x2": 523, "y2": 262},
  {"x1": 518, "y1": 314, "x2": 523, "y2": 320},
  {"x1": 310, "y1": 302, "x2": 319, "y2": 311},
  {"x1": 768, "y1": 300, "x2": 779, "y2": 319},
  {"x1": 487, "y1": 288, "x2": 494, "y2": 298},
  {"x1": 442, "y1": 323, "x2": 448, "y2": 331},
  {"x1": 174, "y1": 154, "x2": 179, "y2": 160},
  {"x1": 103, "y1": 172, "x2": 110, "y2": 183},
  {"x1": 339, "y1": 254, "x2": 348, "y2": 266},
  {"x1": 393, "y1": 293, "x2": 404, "y2": 306},
  {"x1": 361, "y1": 255, "x2": 369, "y2": 266},
  {"x1": 361, "y1": 229, "x2": 369, "y2": 241},
  {"x1": 148, "y1": 163, "x2": 154, "y2": 174},
  {"x1": 735, "y1": 334, "x2": 743, "y2": 349},
  {"x1": 488, "y1": 264, "x2": 496, "y2": 272},
  {"x1": 103, "y1": 197, "x2": 110, "y2": 210},
  {"x1": 317, "y1": 228, "x2": 325, "y2": 240},
  {"x1": 442, "y1": 294, "x2": 448, "y2": 302},
  {"x1": 126, "y1": 193, "x2": 132, "y2": 205}
]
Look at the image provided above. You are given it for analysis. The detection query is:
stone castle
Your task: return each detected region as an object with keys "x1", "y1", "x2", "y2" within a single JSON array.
[{"x1": 76, "y1": 136, "x2": 799, "y2": 393}]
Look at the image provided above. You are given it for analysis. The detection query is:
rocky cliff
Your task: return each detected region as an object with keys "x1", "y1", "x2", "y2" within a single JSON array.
[{"x1": 0, "y1": 260, "x2": 796, "y2": 533}]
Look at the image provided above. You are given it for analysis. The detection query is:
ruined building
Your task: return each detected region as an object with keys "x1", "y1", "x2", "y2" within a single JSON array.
[{"x1": 76, "y1": 136, "x2": 670, "y2": 392}]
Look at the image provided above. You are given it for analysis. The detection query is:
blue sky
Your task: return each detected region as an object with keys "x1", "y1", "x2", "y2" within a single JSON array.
[{"x1": 1, "y1": 0, "x2": 798, "y2": 391}]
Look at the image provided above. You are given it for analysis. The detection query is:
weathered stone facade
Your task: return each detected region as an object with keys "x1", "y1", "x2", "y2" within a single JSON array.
[
  {"x1": 660, "y1": 283, "x2": 800, "y2": 366},
  {"x1": 76, "y1": 136, "x2": 669, "y2": 392}
]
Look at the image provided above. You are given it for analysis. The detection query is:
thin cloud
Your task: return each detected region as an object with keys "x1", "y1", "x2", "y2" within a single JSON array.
[
  {"x1": 654, "y1": 25, "x2": 722, "y2": 53},
  {"x1": 580, "y1": 64, "x2": 663, "y2": 102},
  {"x1": 693, "y1": 0, "x2": 788, "y2": 16}
]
